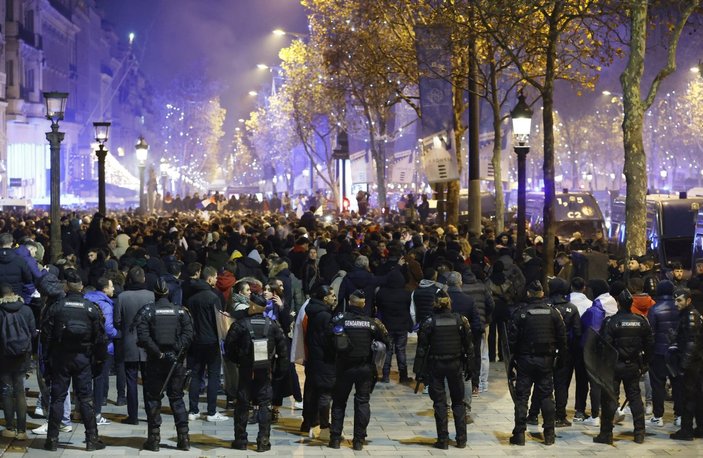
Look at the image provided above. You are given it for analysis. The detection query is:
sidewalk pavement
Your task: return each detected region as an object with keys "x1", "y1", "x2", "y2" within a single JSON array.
[{"x1": 2, "y1": 335, "x2": 701, "y2": 457}]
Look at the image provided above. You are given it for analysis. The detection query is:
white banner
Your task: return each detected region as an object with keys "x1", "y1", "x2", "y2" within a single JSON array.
[
  {"x1": 420, "y1": 130, "x2": 460, "y2": 183},
  {"x1": 391, "y1": 150, "x2": 414, "y2": 184},
  {"x1": 350, "y1": 150, "x2": 375, "y2": 184}
]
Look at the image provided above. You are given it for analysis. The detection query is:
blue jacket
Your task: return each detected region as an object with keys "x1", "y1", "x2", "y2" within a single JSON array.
[
  {"x1": 85, "y1": 290, "x2": 119, "y2": 355},
  {"x1": 648, "y1": 295, "x2": 678, "y2": 356},
  {"x1": 580, "y1": 300, "x2": 606, "y2": 348}
]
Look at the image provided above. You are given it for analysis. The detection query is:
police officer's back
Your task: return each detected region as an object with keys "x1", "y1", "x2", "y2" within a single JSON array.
[
  {"x1": 415, "y1": 289, "x2": 473, "y2": 450},
  {"x1": 593, "y1": 284, "x2": 653, "y2": 445},
  {"x1": 40, "y1": 268, "x2": 107, "y2": 451},
  {"x1": 225, "y1": 300, "x2": 288, "y2": 452},
  {"x1": 508, "y1": 280, "x2": 566, "y2": 446},
  {"x1": 328, "y1": 290, "x2": 389, "y2": 451},
  {"x1": 135, "y1": 278, "x2": 194, "y2": 451}
]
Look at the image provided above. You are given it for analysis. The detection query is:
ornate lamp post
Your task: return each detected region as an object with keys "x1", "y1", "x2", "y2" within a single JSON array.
[
  {"x1": 510, "y1": 92, "x2": 533, "y2": 257},
  {"x1": 43, "y1": 91, "x2": 68, "y2": 263},
  {"x1": 135, "y1": 136, "x2": 149, "y2": 212},
  {"x1": 333, "y1": 130, "x2": 350, "y2": 210},
  {"x1": 159, "y1": 157, "x2": 170, "y2": 196},
  {"x1": 93, "y1": 122, "x2": 111, "y2": 215}
]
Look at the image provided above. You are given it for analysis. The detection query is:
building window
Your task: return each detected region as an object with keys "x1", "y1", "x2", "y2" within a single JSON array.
[
  {"x1": 6, "y1": 0, "x2": 13, "y2": 22},
  {"x1": 25, "y1": 68, "x2": 34, "y2": 91},
  {"x1": 24, "y1": 9, "x2": 34, "y2": 33}
]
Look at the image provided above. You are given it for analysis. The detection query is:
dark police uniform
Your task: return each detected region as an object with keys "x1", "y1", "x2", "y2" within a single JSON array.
[
  {"x1": 328, "y1": 306, "x2": 389, "y2": 450},
  {"x1": 670, "y1": 301, "x2": 703, "y2": 440},
  {"x1": 597, "y1": 299, "x2": 653, "y2": 444},
  {"x1": 41, "y1": 288, "x2": 107, "y2": 451},
  {"x1": 135, "y1": 295, "x2": 194, "y2": 451},
  {"x1": 225, "y1": 311, "x2": 288, "y2": 452},
  {"x1": 416, "y1": 307, "x2": 473, "y2": 449},
  {"x1": 509, "y1": 295, "x2": 566, "y2": 445}
]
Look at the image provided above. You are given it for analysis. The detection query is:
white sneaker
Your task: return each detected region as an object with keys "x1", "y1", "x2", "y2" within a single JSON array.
[
  {"x1": 583, "y1": 416, "x2": 600, "y2": 427},
  {"x1": 293, "y1": 401, "x2": 304, "y2": 410},
  {"x1": 648, "y1": 416, "x2": 664, "y2": 427},
  {"x1": 96, "y1": 414, "x2": 111, "y2": 426},
  {"x1": 16, "y1": 432, "x2": 28, "y2": 440},
  {"x1": 645, "y1": 402, "x2": 653, "y2": 416},
  {"x1": 188, "y1": 412, "x2": 200, "y2": 421},
  {"x1": 422, "y1": 385, "x2": 429, "y2": 395},
  {"x1": 31, "y1": 423, "x2": 72, "y2": 435},
  {"x1": 622, "y1": 406, "x2": 632, "y2": 415},
  {"x1": 1, "y1": 429, "x2": 16, "y2": 439},
  {"x1": 614, "y1": 411, "x2": 625, "y2": 424},
  {"x1": 674, "y1": 416, "x2": 682, "y2": 427},
  {"x1": 34, "y1": 403, "x2": 45, "y2": 418},
  {"x1": 206, "y1": 412, "x2": 229, "y2": 422}
]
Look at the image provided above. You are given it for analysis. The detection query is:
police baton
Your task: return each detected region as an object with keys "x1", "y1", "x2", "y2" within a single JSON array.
[{"x1": 159, "y1": 347, "x2": 186, "y2": 398}]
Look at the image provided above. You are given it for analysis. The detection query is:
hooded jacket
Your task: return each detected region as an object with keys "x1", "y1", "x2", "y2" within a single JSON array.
[
  {"x1": 580, "y1": 299, "x2": 606, "y2": 348},
  {"x1": 186, "y1": 279, "x2": 221, "y2": 345},
  {"x1": 648, "y1": 295, "x2": 678, "y2": 356},
  {"x1": 376, "y1": 268, "x2": 412, "y2": 332},
  {"x1": 113, "y1": 233, "x2": 131, "y2": 259},
  {"x1": 0, "y1": 248, "x2": 34, "y2": 303},
  {"x1": 84, "y1": 290, "x2": 118, "y2": 355},
  {"x1": 460, "y1": 268, "x2": 495, "y2": 328}
]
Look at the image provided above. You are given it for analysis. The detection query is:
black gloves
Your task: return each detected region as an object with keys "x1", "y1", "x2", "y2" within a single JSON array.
[{"x1": 163, "y1": 351, "x2": 178, "y2": 364}]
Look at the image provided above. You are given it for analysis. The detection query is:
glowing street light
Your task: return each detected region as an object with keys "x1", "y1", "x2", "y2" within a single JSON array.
[
  {"x1": 510, "y1": 91, "x2": 534, "y2": 256},
  {"x1": 257, "y1": 63, "x2": 270, "y2": 70},
  {"x1": 248, "y1": 90, "x2": 258, "y2": 96},
  {"x1": 43, "y1": 91, "x2": 68, "y2": 262},
  {"x1": 93, "y1": 121, "x2": 111, "y2": 214}
]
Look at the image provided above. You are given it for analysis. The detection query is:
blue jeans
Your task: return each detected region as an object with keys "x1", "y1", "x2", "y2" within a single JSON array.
[
  {"x1": 187, "y1": 343, "x2": 222, "y2": 416},
  {"x1": 383, "y1": 331, "x2": 408, "y2": 378}
]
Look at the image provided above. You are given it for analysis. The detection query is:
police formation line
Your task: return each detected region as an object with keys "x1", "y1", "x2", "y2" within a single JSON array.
[{"x1": 3, "y1": 271, "x2": 702, "y2": 452}]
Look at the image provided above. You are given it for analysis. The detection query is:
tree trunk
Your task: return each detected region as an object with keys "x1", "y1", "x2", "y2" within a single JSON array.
[
  {"x1": 447, "y1": 180, "x2": 460, "y2": 226},
  {"x1": 490, "y1": 65, "x2": 504, "y2": 234},
  {"x1": 621, "y1": 1, "x2": 649, "y2": 257}
]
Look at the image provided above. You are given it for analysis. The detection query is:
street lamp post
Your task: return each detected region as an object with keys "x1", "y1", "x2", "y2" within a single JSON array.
[
  {"x1": 333, "y1": 130, "x2": 350, "y2": 211},
  {"x1": 511, "y1": 92, "x2": 533, "y2": 257},
  {"x1": 160, "y1": 157, "x2": 170, "y2": 197},
  {"x1": 93, "y1": 122, "x2": 111, "y2": 215},
  {"x1": 135, "y1": 136, "x2": 149, "y2": 213},
  {"x1": 44, "y1": 92, "x2": 68, "y2": 263}
]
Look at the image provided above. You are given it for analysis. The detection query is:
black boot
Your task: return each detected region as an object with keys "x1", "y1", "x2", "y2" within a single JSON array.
[
  {"x1": 433, "y1": 438, "x2": 449, "y2": 449},
  {"x1": 231, "y1": 439, "x2": 248, "y2": 450},
  {"x1": 593, "y1": 432, "x2": 613, "y2": 445},
  {"x1": 509, "y1": 433, "x2": 525, "y2": 446},
  {"x1": 177, "y1": 429, "x2": 190, "y2": 451},
  {"x1": 143, "y1": 429, "x2": 160, "y2": 452},
  {"x1": 86, "y1": 433, "x2": 106, "y2": 451},
  {"x1": 44, "y1": 437, "x2": 58, "y2": 451},
  {"x1": 256, "y1": 437, "x2": 271, "y2": 452},
  {"x1": 456, "y1": 436, "x2": 467, "y2": 448},
  {"x1": 328, "y1": 436, "x2": 341, "y2": 449},
  {"x1": 544, "y1": 430, "x2": 555, "y2": 446},
  {"x1": 670, "y1": 429, "x2": 694, "y2": 441},
  {"x1": 352, "y1": 438, "x2": 364, "y2": 451},
  {"x1": 633, "y1": 432, "x2": 645, "y2": 444}
]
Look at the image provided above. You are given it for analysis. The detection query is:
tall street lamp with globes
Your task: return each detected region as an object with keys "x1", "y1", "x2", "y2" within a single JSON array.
[
  {"x1": 135, "y1": 136, "x2": 149, "y2": 212},
  {"x1": 511, "y1": 92, "x2": 533, "y2": 257},
  {"x1": 44, "y1": 91, "x2": 68, "y2": 263},
  {"x1": 93, "y1": 122, "x2": 111, "y2": 215},
  {"x1": 160, "y1": 157, "x2": 170, "y2": 198}
]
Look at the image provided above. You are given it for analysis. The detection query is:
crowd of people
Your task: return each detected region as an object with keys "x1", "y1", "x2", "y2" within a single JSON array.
[{"x1": 0, "y1": 205, "x2": 702, "y2": 451}]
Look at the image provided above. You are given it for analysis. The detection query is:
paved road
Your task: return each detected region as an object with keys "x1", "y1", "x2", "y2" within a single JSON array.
[{"x1": 2, "y1": 335, "x2": 701, "y2": 456}]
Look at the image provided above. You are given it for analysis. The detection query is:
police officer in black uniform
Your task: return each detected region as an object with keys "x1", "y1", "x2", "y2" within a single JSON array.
[
  {"x1": 528, "y1": 278, "x2": 581, "y2": 427},
  {"x1": 224, "y1": 298, "x2": 289, "y2": 452},
  {"x1": 135, "y1": 278, "x2": 194, "y2": 451},
  {"x1": 40, "y1": 268, "x2": 107, "y2": 451},
  {"x1": 593, "y1": 284, "x2": 653, "y2": 445},
  {"x1": 669, "y1": 288, "x2": 703, "y2": 440},
  {"x1": 508, "y1": 280, "x2": 566, "y2": 446},
  {"x1": 415, "y1": 289, "x2": 473, "y2": 449},
  {"x1": 328, "y1": 290, "x2": 390, "y2": 451}
]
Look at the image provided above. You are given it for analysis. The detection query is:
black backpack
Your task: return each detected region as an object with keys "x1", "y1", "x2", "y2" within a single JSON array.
[{"x1": 0, "y1": 308, "x2": 33, "y2": 357}]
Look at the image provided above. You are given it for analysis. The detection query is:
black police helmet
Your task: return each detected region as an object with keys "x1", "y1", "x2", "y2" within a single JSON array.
[{"x1": 154, "y1": 278, "x2": 170, "y2": 297}]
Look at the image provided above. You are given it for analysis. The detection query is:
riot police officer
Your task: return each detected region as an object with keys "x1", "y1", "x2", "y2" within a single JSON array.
[
  {"x1": 225, "y1": 297, "x2": 289, "y2": 452},
  {"x1": 40, "y1": 268, "x2": 107, "y2": 451},
  {"x1": 669, "y1": 288, "x2": 703, "y2": 440},
  {"x1": 594, "y1": 284, "x2": 653, "y2": 445},
  {"x1": 508, "y1": 280, "x2": 566, "y2": 446},
  {"x1": 328, "y1": 290, "x2": 390, "y2": 451},
  {"x1": 415, "y1": 289, "x2": 473, "y2": 449},
  {"x1": 135, "y1": 278, "x2": 194, "y2": 451}
]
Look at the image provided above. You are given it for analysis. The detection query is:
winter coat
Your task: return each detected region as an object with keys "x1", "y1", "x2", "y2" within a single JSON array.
[
  {"x1": 115, "y1": 284, "x2": 154, "y2": 362},
  {"x1": 186, "y1": 279, "x2": 222, "y2": 345},
  {"x1": 161, "y1": 273, "x2": 183, "y2": 306},
  {"x1": 648, "y1": 295, "x2": 679, "y2": 356},
  {"x1": 0, "y1": 248, "x2": 34, "y2": 303},
  {"x1": 304, "y1": 298, "x2": 336, "y2": 389},
  {"x1": 337, "y1": 268, "x2": 386, "y2": 316},
  {"x1": 631, "y1": 294, "x2": 655, "y2": 317},
  {"x1": 15, "y1": 245, "x2": 46, "y2": 281},
  {"x1": 0, "y1": 294, "x2": 36, "y2": 372},
  {"x1": 461, "y1": 268, "x2": 495, "y2": 328},
  {"x1": 375, "y1": 268, "x2": 413, "y2": 332},
  {"x1": 236, "y1": 256, "x2": 267, "y2": 284},
  {"x1": 580, "y1": 300, "x2": 606, "y2": 348},
  {"x1": 447, "y1": 286, "x2": 482, "y2": 335},
  {"x1": 84, "y1": 290, "x2": 118, "y2": 355}
]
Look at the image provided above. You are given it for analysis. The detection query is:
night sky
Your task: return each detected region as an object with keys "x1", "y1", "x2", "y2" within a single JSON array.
[{"x1": 96, "y1": 0, "x2": 309, "y2": 132}]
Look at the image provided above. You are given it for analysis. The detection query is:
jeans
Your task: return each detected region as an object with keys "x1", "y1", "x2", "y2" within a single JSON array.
[
  {"x1": 383, "y1": 331, "x2": 408, "y2": 378},
  {"x1": 1, "y1": 371, "x2": 28, "y2": 432},
  {"x1": 93, "y1": 353, "x2": 113, "y2": 416},
  {"x1": 478, "y1": 330, "x2": 489, "y2": 389},
  {"x1": 187, "y1": 343, "x2": 222, "y2": 416}
]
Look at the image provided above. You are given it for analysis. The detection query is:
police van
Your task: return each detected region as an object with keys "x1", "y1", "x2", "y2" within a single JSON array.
[
  {"x1": 525, "y1": 191, "x2": 606, "y2": 244},
  {"x1": 610, "y1": 194, "x2": 702, "y2": 269}
]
